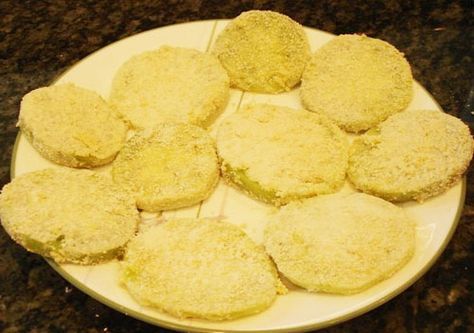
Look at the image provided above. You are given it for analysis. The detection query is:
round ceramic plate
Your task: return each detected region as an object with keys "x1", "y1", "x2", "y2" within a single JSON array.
[{"x1": 11, "y1": 20, "x2": 465, "y2": 332}]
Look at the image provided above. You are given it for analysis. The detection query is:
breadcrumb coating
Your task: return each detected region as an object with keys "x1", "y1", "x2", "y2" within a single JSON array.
[
  {"x1": 112, "y1": 123, "x2": 219, "y2": 211},
  {"x1": 109, "y1": 46, "x2": 229, "y2": 129},
  {"x1": 0, "y1": 168, "x2": 139, "y2": 264},
  {"x1": 348, "y1": 109, "x2": 474, "y2": 201},
  {"x1": 264, "y1": 193, "x2": 416, "y2": 294},
  {"x1": 301, "y1": 34, "x2": 413, "y2": 132},
  {"x1": 121, "y1": 218, "x2": 286, "y2": 320},
  {"x1": 216, "y1": 104, "x2": 349, "y2": 206},
  {"x1": 212, "y1": 10, "x2": 310, "y2": 93},
  {"x1": 19, "y1": 84, "x2": 127, "y2": 168}
]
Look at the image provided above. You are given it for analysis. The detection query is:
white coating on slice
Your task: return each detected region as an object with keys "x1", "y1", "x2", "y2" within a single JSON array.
[
  {"x1": 0, "y1": 168, "x2": 139, "y2": 264},
  {"x1": 109, "y1": 46, "x2": 229, "y2": 129},
  {"x1": 121, "y1": 218, "x2": 285, "y2": 320},
  {"x1": 264, "y1": 192, "x2": 416, "y2": 294},
  {"x1": 19, "y1": 84, "x2": 127, "y2": 168},
  {"x1": 301, "y1": 34, "x2": 413, "y2": 132},
  {"x1": 216, "y1": 104, "x2": 349, "y2": 205},
  {"x1": 348, "y1": 109, "x2": 474, "y2": 201}
]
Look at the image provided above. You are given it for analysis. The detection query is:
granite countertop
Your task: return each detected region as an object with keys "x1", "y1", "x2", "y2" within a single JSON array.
[{"x1": 0, "y1": 1, "x2": 472, "y2": 332}]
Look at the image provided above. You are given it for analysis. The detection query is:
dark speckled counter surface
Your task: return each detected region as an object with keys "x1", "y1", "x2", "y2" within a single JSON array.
[{"x1": 0, "y1": 1, "x2": 472, "y2": 332}]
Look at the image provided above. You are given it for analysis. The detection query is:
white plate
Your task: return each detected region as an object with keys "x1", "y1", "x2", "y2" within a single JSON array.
[{"x1": 11, "y1": 20, "x2": 465, "y2": 332}]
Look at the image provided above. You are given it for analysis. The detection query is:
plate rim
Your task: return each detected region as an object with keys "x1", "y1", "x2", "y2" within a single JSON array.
[{"x1": 8, "y1": 19, "x2": 467, "y2": 333}]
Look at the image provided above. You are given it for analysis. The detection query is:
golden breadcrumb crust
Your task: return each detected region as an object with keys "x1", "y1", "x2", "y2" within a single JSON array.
[{"x1": 212, "y1": 10, "x2": 310, "y2": 93}]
